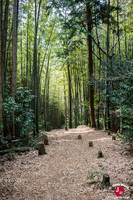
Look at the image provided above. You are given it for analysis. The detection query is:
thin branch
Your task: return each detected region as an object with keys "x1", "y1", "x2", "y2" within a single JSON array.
[
  {"x1": 92, "y1": 37, "x2": 115, "y2": 59},
  {"x1": 92, "y1": 50, "x2": 106, "y2": 65}
]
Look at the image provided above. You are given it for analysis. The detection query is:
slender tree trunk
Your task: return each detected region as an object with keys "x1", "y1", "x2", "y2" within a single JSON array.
[
  {"x1": 117, "y1": 0, "x2": 121, "y2": 63},
  {"x1": 86, "y1": 2, "x2": 96, "y2": 128},
  {"x1": 12, "y1": 0, "x2": 18, "y2": 137},
  {"x1": 124, "y1": 27, "x2": 127, "y2": 60},
  {"x1": 26, "y1": 1, "x2": 29, "y2": 87},
  {"x1": 2, "y1": 0, "x2": 10, "y2": 138},
  {"x1": 33, "y1": 0, "x2": 42, "y2": 135},
  {"x1": 35, "y1": 52, "x2": 40, "y2": 133},
  {"x1": 81, "y1": 52, "x2": 88, "y2": 125},
  {"x1": 44, "y1": 52, "x2": 50, "y2": 130},
  {"x1": 37, "y1": 52, "x2": 40, "y2": 128},
  {"x1": 82, "y1": 63, "x2": 85, "y2": 125},
  {"x1": 46, "y1": 66, "x2": 50, "y2": 129},
  {"x1": 64, "y1": 77, "x2": 67, "y2": 130},
  {"x1": 1, "y1": 0, "x2": 9, "y2": 101},
  {"x1": 21, "y1": 32, "x2": 23, "y2": 83},
  {"x1": 96, "y1": 26, "x2": 101, "y2": 129},
  {"x1": 5, "y1": 25, "x2": 12, "y2": 86},
  {"x1": 106, "y1": 0, "x2": 111, "y2": 130},
  {"x1": 45, "y1": 75, "x2": 50, "y2": 130},
  {"x1": 0, "y1": 0, "x2": 3, "y2": 134},
  {"x1": 77, "y1": 57, "x2": 80, "y2": 124},
  {"x1": 78, "y1": 71, "x2": 82, "y2": 124},
  {"x1": 33, "y1": 0, "x2": 37, "y2": 135},
  {"x1": 74, "y1": 63, "x2": 78, "y2": 128},
  {"x1": 67, "y1": 62, "x2": 72, "y2": 128}
]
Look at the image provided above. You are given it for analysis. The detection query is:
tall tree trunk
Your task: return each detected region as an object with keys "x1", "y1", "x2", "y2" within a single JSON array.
[
  {"x1": 124, "y1": 26, "x2": 127, "y2": 60},
  {"x1": 64, "y1": 76, "x2": 67, "y2": 130},
  {"x1": 37, "y1": 52, "x2": 40, "y2": 129},
  {"x1": 1, "y1": 0, "x2": 9, "y2": 101},
  {"x1": 33, "y1": 0, "x2": 37, "y2": 135},
  {"x1": 44, "y1": 52, "x2": 50, "y2": 130},
  {"x1": 67, "y1": 62, "x2": 72, "y2": 128},
  {"x1": 81, "y1": 52, "x2": 89, "y2": 125},
  {"x1": 74, "y1": 63, "x2": 78, "y2": 128},
  {"x1": 106, "y1": 0, "x2": 111, "y2": 130},
  {"x1": 45, "y1": 58, "x2": 50, "y2": 130},
  {"x1": 0, "y1": 0, "x2": 3, "y2": 134},
  {"x1": 2, "y1": 0, "x2": 10, "y2": 138},
  {"x1": 12, "y1": 0, "x2": 18, "y2": 137},
  {"x1": 117, "y1": 0, "x2": 121, "y2": 63},
  {"x1": 77, "y1": 56, "x2": 80, "y2": 125},
  {"x1": 33, "y1": 0, "x2": 42, "y2": 135},
  {"x1": 5, "y1": 25, "x2": 12, "y2": 86},
  {"x1": 20, "y1": 28, "x2": 23, "y2": 83},
  {"x1": 82, "y1": 62, "x2": 85, "y2": 125},
  {"x1": 96, "y1": 26, "x2": 101, "y2": 129},
  {"x1": 26, "y1": 1, "x2": 29, "y2": 87},
  {"x1": 86, "y1": 2, "x2": 96, "y2": 128}
]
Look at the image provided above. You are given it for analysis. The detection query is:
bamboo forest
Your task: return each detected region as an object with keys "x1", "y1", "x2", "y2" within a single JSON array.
[{"x1": 0, "y1": 0, "x2": 133, "y2": 199}]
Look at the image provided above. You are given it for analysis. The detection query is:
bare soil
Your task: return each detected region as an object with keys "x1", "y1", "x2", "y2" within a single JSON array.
[{"x1": 0, "y1": 127, "x2": 132, "y2": 200}]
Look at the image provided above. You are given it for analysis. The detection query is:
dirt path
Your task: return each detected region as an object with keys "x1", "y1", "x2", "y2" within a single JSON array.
[{"x1": 0, "y1": 127, "x2": 132, "y2": 200}]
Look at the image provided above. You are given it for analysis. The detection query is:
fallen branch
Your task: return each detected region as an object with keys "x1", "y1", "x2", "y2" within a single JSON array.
[{"x1": 0, "y1": 147, "x2": 30, "y2": 155}]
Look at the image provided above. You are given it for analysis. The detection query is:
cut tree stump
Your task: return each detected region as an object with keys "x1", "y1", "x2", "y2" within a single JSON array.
[
  {"x1": 38, "y1": 142, "x2": 46, "y2": 155},
  {"x1": 36, "y1": 134, "x2": 49, "y2": 145},
  {"x1": 78, "y1": 135, "x2": 82, "y2": 140},
  {"x1": 102, "y1": 174, "x2": 110, "y2": 186},
  {"x1": 65, "y1": 126, "x2": 68, "y2": 130},
  {"x1": 112, "y1": 135, "x2": 116, "y2": 140},
  {"x1": 98, "y1": 150, "x2": 104, "y2": 158},
  {"x1": 89, "y1": 141, "x2": 93, "y2": 147},
  {"x1": 43, "y1": 134, "x2": 49, "y2": 145},
  {"x1": 108, "y1": 131, "x2": 111, "y2": 135}
]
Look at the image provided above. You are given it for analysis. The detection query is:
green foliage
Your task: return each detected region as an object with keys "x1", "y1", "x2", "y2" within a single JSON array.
[
  {"x1": 111, "y1": 66, "x2": 133, "y2": 144},
  {"x1": 0, "y1": 123, "x2": 3, "y2": 133},
  {"x1": 3, "y1": 97, "x2": 17, "y2": 115},
  {"x1": 85, "y1": 159, "x2": 108, "y2": 181},
  {"x1": 7, "y1": 149, "x2": 16, "y2": 161},
  {"x1": 3, "y1": 87, "x2": 35, "y2": 137},
  {"x1": 0, "y1": 135, "x2": 8, "y2": 150},
  {"x1": 119, "y1": 131, "x2": 133, "y2": 145},
  {"x1": 17, "y1": 135, "x2": 37, "y2": 148},
  {"x1": 46, "y1": 121, "x2": 51, "y2": 131}
]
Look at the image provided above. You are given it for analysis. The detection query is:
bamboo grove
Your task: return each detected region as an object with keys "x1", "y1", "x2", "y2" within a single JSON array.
[{"x1": 0, "y1": 0, "x2": 133, "y2": 144}]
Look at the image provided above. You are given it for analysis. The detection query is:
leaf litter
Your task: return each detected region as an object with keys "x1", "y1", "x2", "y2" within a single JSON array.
[{"x1": 0, "y1": 127, "x2": 132, "y2": 200}]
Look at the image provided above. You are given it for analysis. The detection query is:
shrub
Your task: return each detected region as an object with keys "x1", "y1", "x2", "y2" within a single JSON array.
[
  {"x1": 3, "y1": 87, "x2": 35, "y2": 138},
  {"x1": 0, "y1": 135, "x2": 8, "y2": 150}
]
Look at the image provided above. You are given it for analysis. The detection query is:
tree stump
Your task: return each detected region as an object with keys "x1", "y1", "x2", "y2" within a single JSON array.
[
  {"x1": 108, "y1": 131, "x2": 111, "y2": 135},
  {"x1": 65, "y1": 126, "x2": 68, "y2": 130},
  {"x1": 89, "y1": 141, "x2": 93, "y2": 147},
  {"x1": 102, "y1": 174, "x2": 110, "y2": 186},
  {"x1": 78, "y1": 135, "x2": 82, "y2": 140},
  {"x1": 112, "y1": 135, "x2": 116, "y2": 140},
  {"x1": 43, "y1": 134, "x2": 49, "y2": 145},
  {"x1": 98, "y1": 150, "x2": 104, "y2": 158},
  {"x1": 38, "y1": 142, "x2": 46, "y2": 155}
]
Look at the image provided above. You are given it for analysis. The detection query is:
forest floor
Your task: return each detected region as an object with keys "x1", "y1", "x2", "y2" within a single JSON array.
[{"x1": 0, "y1": 127, "x2": 133, "y2": 200}]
